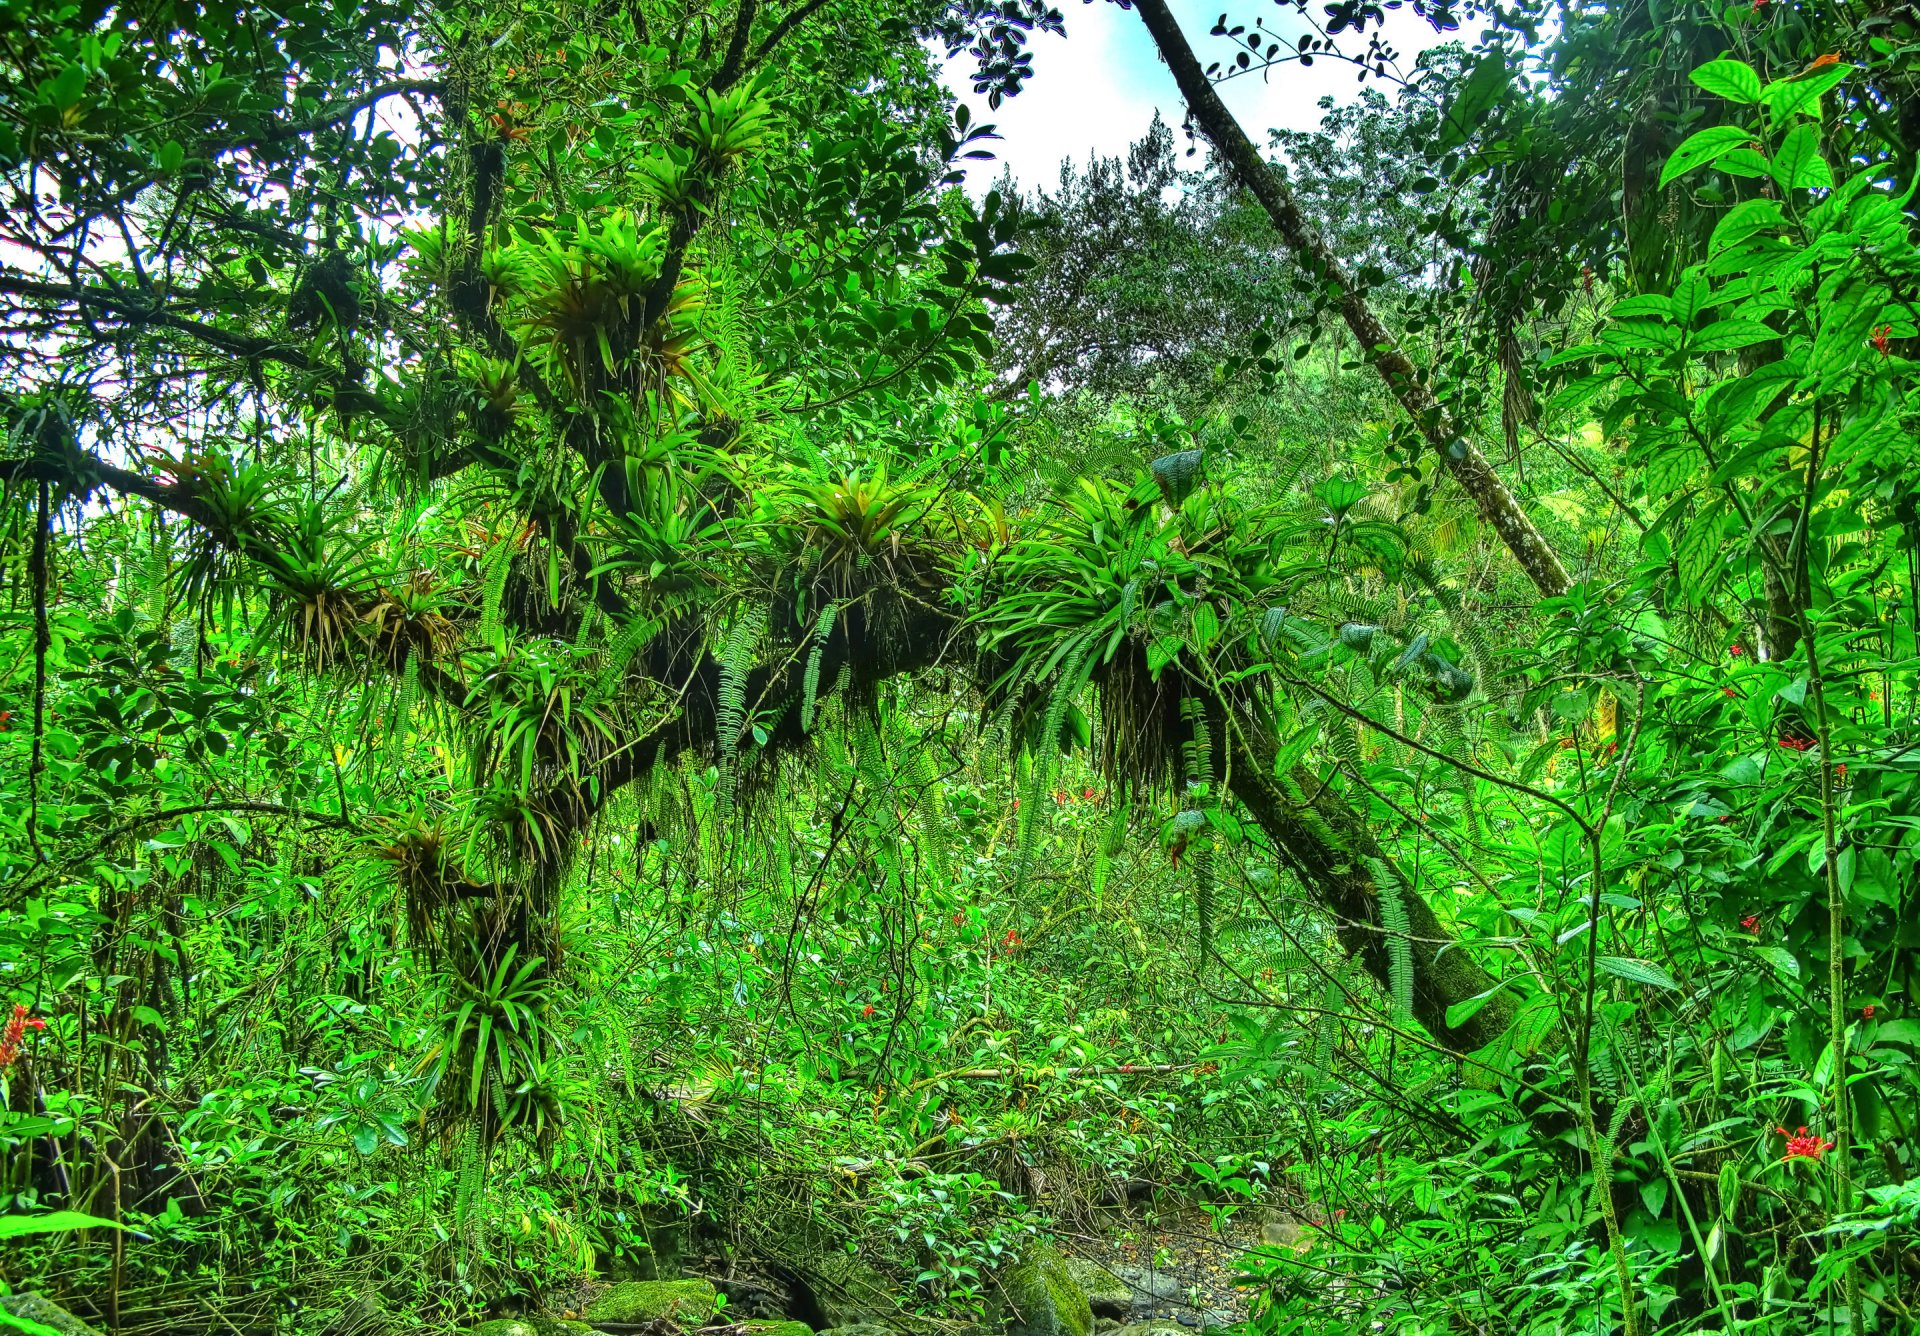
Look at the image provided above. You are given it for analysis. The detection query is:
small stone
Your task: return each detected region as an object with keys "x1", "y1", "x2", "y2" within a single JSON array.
[
  {"x1": 1110, "y1": 1325, "x2": 1187, "y2": 1336},
  {"x1": 1109, "y1": 1267, "x2": 1183, "y2": 1305},
  {"x1": 584, "y1": 1279, "x2": 719, "y2": 1327},
  {"x1": 1173, "y1": 1315, "x2": 1198, "y2": 1329},
  {"x1": 0, "y1": 1296, "x2": 100, "y2": 1336},
  {"x1": 816, "y1": 1326, "x2": 893, "y2": 1336}
]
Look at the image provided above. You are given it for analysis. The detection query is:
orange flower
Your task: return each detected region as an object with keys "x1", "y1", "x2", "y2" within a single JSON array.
[{"x1": 1805, "y1": 53, "x2": 1842, "y2": 72}]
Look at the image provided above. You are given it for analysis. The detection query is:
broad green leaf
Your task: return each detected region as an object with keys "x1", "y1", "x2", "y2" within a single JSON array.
[
  {"x1": 1761, "y1": 63, "x2": 1851, "y2": 120},
  {"x1": 1690, "y1": 60, "x2": 1761, "y2": 104},
  {"x1": 1439, "y1": 51, "x2": 1509, "y2": 150},
  {"x1": 1771, "y1": 123, "x2": 1832, "y2": 191},
  {"x1": 1690, "y1": 319, "x2": 1777, "y2": 352},
  {"x1": 1659, "y1": 126, "x2": 1754, "y2": 187},
  {"x1": 0, "y1": 1210, "x2": 126, "y2": 1239},
  {"x1": 1597, "y1": 956, "x2": 1680, "y2": 990}
]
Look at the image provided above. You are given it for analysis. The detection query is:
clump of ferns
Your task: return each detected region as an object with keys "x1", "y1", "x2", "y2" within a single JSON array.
[
  {"x1": 361, "y1": 572, "x2": 459, "y2": 668},
  {"x1": 418, "y1": 936, "x2": 564, "y2": 1147},
  {"x1": 489, "y1": 211, "x2": 667, "y2": 394},
  {"x1": 368, "y1": 813, "x2": 491, "y2": 960},
  {"x1": 252, "y1": 498, "x2": 379, "y2": 668},
  {"x1": 981, "y1": 473, "x2": 1284, "y2": 796}
]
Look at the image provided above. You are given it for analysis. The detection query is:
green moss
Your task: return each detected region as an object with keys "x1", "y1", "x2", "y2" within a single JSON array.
[
  {"x1": 470, "y1": 1322, "x2": 540, "y2": 1336},
  {"x1": 741, "y1": 1322, "x2": 813, "y2": 1336},
  {"x1": 583, "y1": 1279, "x2": 719, "y2": 1326},
  {"x1": 0, "y1": 1296, "x2": 101, "y2": 1336},
  {"x1": 999, "y1": 1246, "x2": 1091, "y2": 1336}
]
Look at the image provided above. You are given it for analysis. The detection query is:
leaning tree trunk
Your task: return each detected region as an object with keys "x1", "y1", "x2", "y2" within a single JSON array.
[
  {"x1": 1223, "y1": 717, "x2": 1519, "y2": 1052},
  {"x1": 1129, "y1": 0, "x2": 1571, "y2": 600}
]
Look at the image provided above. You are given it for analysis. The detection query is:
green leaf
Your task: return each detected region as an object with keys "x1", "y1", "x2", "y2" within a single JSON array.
[
  {"x1": 1690, "y1": 319, "x2": 1777, "y2": 352},
  {"x1": 1659, "y1": 126, "x2": 1754, "y2": 188},
  {"x1": 0, "y1": 1210, "x2": 127, "y2": 1239},
  {"x1": 1771, "y1": 123, "x2": 1832, "y2": 191},
  {"x1": 1691, "y1": 60, "x2": 1761, "y2": 103},
  {"x1": 1710, "y1": 198, "x2": 1785, "y2": 254},
  {"x1": 1439, "y1": 51, "x2": 1509, "y2": 150},
  {"x1": 1444, "y1": 978, "x2": 1524, "y2": 1030},
  {"x1": 1752, "y1": 945, "x2": 1800, "y2": 980},
  {"x1": 1761, "y1": 63, "x2": 1851, "y2": 120},
  {"x1": 1597, "y1": 956, "x2": 1681, "y2": 991}
]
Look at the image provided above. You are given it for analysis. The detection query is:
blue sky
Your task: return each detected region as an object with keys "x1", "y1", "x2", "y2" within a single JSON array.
[{"x1": 940, "y1": 2, "x2": 1451, "y2": 193}]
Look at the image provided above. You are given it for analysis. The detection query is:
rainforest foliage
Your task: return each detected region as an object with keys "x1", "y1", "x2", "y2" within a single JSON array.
[{"x1": 5, "y1": 0, "x2": 1920, "y2": 1333}]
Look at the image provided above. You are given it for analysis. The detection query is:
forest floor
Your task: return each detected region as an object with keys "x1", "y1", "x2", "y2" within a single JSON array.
[{"x1": 1059, "y1": 1205, "x2": 1273, "y2": 1330}]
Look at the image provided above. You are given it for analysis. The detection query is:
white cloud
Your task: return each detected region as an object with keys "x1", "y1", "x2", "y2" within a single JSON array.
[{"x1": 940, "y1": 3, "x2": 1450, "y2": 193}]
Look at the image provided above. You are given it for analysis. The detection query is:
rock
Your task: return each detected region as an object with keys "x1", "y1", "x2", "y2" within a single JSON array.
[
  {"x1": 583, "y1": 1279, "x2": 719, "y2": 1327},
  {"x1": 1061, "y1": 1260, "x2": 1131, "y2": 1320},
  {"x1": 470, "y1": 1322, "x2": 540, "y2": 1336},
  {"x1": 1110, "y1": 1326, "x2": 1187, "y2": 1336},
  {"x1": 816, "y1": 1325, "x2": 894, "y2": 1336},
  {"x1": 537, "y1": 1324, "x2": 596, "y2": 1336},
  {"x1": 1109, "y1": 1267, "x2": 1183, "y2": 1307},
  {"x1": 803, "y1": 1251, "x2": 894, "y2": 1328},
  {"x1": 1257, "y1": 1218, "x2": 1311, "y2": 1254},
  {"x1": 997, "y1": 1245, "x2": 1092, "y2": 1336},
  {"x1": 1173, "y1": 1316, "x2": 1197, "y2": 1329},
  {"x1": 741, "y1": 1323, "x2": 813, "y2": 1336},
  {"x1": 0, "y1": 1296, "x2": 100, "y2": 1336}
]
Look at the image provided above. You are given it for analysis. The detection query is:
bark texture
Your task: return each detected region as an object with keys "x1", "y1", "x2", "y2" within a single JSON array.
[{"x1": 1129, "y1": 0, "x2": 1572, "y2": 599}]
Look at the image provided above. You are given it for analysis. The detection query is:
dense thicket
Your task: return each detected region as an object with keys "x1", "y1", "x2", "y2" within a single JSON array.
[{"x1": 3, "y1": 1, "x2": 1920, "y2": 1334}]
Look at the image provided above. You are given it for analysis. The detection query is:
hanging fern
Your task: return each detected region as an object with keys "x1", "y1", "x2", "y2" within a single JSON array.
[
  {"x1": 1012, "y1": 629, "x2": 1096, "y2": 899},
  {"x1": 715, "y1": 610, "x2": 759, "y2": 816},
  {"x1": 1372, "y1": 858, "x2": 1416, "y2": 1027},
  {"x1": 479, "y1": 539, "x2": 513, "y2": 649},
  {"x1": 800, "y1": 600, "x2": 840, "y2": 733},
  {"x1": 594, "y1": 612, "x2": 659, "y2": 703}
]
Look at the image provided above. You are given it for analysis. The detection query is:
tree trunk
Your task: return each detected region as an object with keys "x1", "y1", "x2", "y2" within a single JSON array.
[
  {"x1": 1128, "y1": 0, "x2": 1571, "y2": 599},
  {"x1": 1224, "y1": 716, "x2": 1519, "y2": 1052}
]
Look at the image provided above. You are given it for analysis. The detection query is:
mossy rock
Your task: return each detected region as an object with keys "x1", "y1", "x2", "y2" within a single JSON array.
[
  {"x1": 584, "y1": 1279, "x2": 719, "y2": 1327},
  {"x1": 801, "y1": 1250, "x2": 893, "y2": 1328},
  {"x1": 997, "y1": 1247, "x2": 1091, "y2": 1336},
  {"x1": 816, "y1": 1325, "x2": 894, "y2": 1336},
  {"x1": 741, "y1": 1322, "x2": 813, "y2": 1336},
  {"x1": 1061, "y1": 1260, "x2": 1131, "y2": 1319},
  {"x1": 470, "y1": 1322, "x2": 541, "y2": 1336},
  {"x1": 0, "y1": 1296, "x2": 100, "y2": 1336}
]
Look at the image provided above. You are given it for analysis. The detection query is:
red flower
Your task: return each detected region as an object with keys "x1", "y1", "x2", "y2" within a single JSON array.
[
  {"x1": 1082, "y1": 787, "x2": 1096, "y2": 800},
  {"x1": 1730, "y1": 643, "x2": 1745, "y2": 656},
  {"x1": 1835, "y1": 763, "x2": 1847, "y2": 780},
  {"x1": 1740, "y1": 914, "x2": 1760, "y2": 932},
  {"x1": 1002, "y1": 929, "x2": 1021, "y2": 948},
  {"x1": 1011, "y1": 798, "x2": 1020, "y2": 812},
  {"x1": 1582, "y1": 264, "x2": 1595, "y2": 293},
  {"x1": 1872, "y1": 324, "x2": 1892, "y2": 356},
  {"x1": 1778, "y1": 1125, "x2": 1834, "y2": 1161},
  {"x1": 1119, "y1": 1063, "x2": 1136, "y2": 1073},
  {"x1": 1723, "y1": 687, "x2": 1737, "y2": 698},
  {"x1": 1779, "y1": 735, "x2": 1814, "y2": 751},
  {"x1": 1052, "y1": 789, "x2": 1066, "y2": 805},
  {"x1": 1751, "y1": 0, "x2": 1766, "y2": 10},
  {"x1": 862, "y1": 1004, "x2": 876, "y2": 1018},
  {"x1": 1863, "y1": 1005, "x2": 1876, "y2": 1019},
  {"x1": 953, "y1": 912, "x2": 963, "y2": 926},
  {"x1": 0, "y1": 1004, "x2": 44, "y2": 1070}
]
